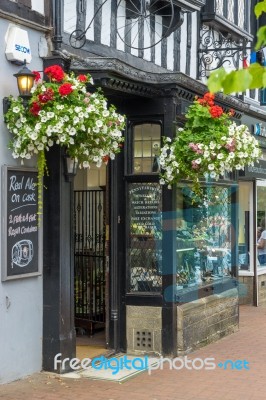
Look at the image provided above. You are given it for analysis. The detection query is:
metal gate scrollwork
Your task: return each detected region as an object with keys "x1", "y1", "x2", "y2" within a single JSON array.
[{"x1": 74, "y1": 190, "x2": 106, "y2": 336}]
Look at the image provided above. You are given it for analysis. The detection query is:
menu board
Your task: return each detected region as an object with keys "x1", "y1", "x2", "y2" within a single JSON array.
[
  {"x1": 129, "y1": 183, "x2": 162, "y2": 236},
  {"x1": 2, "y1": 166, "x2": 40, "y2": 281}
]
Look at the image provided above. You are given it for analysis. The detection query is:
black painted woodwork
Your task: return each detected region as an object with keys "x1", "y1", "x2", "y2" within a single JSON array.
[
  {"x1": 42, "y1": 144, "x2": 75, "y2": 373},
  {"x1": 0, "y1": 0, "x2": 47, "y2": 26},
  {"x1": 42, "y1": 57, "x2": 75, "y2": 373}
]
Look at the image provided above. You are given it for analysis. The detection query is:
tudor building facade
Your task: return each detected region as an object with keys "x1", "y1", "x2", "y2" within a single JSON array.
[{"x1": 1, "y1": 0, "x2": 266, "y2": 384}]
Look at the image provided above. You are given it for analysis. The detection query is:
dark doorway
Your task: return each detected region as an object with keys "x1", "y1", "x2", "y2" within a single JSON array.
[{"x1": 74, "y1": 189, "x2": 106, "y2": 335}]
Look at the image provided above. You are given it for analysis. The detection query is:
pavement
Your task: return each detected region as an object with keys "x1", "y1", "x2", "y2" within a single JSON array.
[{"x1": 1, "y1": 304, "x2": 266, "y2": 400}]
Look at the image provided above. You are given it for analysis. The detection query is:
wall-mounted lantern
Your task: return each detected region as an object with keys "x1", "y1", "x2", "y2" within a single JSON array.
[
  {"x1": 3, "y1": 60, "x2": 35, "y2": 114},
  {"x1": 63, "y1": 153, "x2": 78, "y2": 182},
  {"x1": 13, "y1": 62, "x2": 35, "y2": 99}
]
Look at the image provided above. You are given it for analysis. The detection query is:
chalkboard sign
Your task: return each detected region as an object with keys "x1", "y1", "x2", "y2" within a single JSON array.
[{"x1": 2, "y1": 166, "x2": 41, "y2": 281}]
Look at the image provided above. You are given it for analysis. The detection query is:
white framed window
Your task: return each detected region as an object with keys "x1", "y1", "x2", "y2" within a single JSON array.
[
  {"x1": 238, "y1": 181, "x2": 254, "y2": 276},
  {"x1": 256, "y1": 180, "x2": 266, "y2": 275}
]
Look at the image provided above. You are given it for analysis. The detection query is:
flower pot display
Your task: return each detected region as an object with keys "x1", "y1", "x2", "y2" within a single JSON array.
[
  {"x1": 4, "y1": 65, "x2": 125, "y2": 217},
  {"x1": 159, "y1": 92, "x2": 261, "y2": 196}
]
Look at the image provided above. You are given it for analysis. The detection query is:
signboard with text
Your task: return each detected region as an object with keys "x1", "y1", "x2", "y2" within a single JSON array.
[
  {"x1": 1, "y1": 166, "x2": 41, "y2": 281},
  {"x1": 239, "y1": 159, "x2": 266, "y2": 179},
  {"x1": 129, "y1": 183, "x2": 162, "y2": 235}
]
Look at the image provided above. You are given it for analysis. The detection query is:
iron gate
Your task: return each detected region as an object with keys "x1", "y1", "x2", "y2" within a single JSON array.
[{"x1": 74, "y1": 190, "x2": 106, "y2": 335}]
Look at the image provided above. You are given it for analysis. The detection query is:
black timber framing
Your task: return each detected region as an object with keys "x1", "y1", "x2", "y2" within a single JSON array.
[
  {"x1": 0, "y1": 0, "x2": 48, "y2": 26},
  {"x1": 161, "y1": 92, "x2": 178, "y2": 357}
]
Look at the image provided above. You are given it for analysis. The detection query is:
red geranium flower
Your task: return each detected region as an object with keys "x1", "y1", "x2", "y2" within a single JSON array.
[
  {"x1": 228, "y1": 108, "x2": 235, "y2": 117},
  {"x1": 58, "y1": 83, "x2": 73, "y2": 96},
  {"x1": 44, "y1": 65, "x2": 65, "y2": 82},
  {"x1": 197, "y1": 92, "x2": 215, "y2": 106},
  {"x1": 29, "y1": 101, "x2": 42, "y2": 116},
  {"x1": 38, "y1": 88, "x2": 54, "y2": 103},
  {"x1": 77, "y1": 74, "x2": 88, "y2": 82},
  {"x1": 197, "y1": 98, "x2": 205, "y2": 105},
  {"x1": 209, "y1": 105, "x2": 224, "y2": 118},
  {"x1": 32, "y1": 71, "x2": 41, "y2": 82},
  {"x1": 102, "y1": 155, "x2": 110, "y2": 163},
  {"x1": 203, "y1": 92, "x2": 215, "y2": 106}
]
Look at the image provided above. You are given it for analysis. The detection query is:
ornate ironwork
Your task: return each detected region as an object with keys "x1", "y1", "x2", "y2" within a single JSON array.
[{"x1": 198, "y1": 25, "x2": 251, "y2": 78}]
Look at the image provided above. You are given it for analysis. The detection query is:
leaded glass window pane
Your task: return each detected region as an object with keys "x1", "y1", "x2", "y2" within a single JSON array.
[
  {"x1": 133, "y1": 123, "x2": 161, "y2": 174},
  {"x1": 128, "y1": 183, "x2": 162, "y2": 292}
]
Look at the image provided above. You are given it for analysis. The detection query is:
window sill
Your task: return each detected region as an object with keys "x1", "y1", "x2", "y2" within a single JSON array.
[
  {"x1": 257, "y1": 267, "x2": 266, "y2": 275},
  {"x1": 238, "y1": 270, "x2": 254, "y2": 277}
]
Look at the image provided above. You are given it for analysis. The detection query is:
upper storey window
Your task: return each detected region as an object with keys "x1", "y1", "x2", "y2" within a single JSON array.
[{"x1": 202, "y1": 0, "x2": 252, "y2": 41}]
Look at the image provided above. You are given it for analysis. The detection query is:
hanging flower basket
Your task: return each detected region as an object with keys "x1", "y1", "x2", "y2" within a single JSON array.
[
  {"x1": 159, "y1": 92, "x2": 261, "y2": 196},
  {"x1": 4, "y1": 65, "x2": 125, "y2": 217}
]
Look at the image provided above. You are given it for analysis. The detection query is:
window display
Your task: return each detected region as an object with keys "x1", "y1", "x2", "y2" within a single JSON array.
[
  {"x1": 257, "y1": 182, "x2": 266, "y2": 269},
  {"x1": 175, "y1": 185, "x2": 232, "y2": 288},
  {"x1": 128, "y1": 182, "x2": 234, "y2": 293},
  {"x1": 238, "y1": 182, "x2": 252, "y2": 272}
]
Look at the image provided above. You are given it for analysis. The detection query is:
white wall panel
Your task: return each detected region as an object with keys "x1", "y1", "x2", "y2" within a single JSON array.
[
  {"x1": 86, "y1": 0, "x2": 95, "y2": 41},
  {"x1": 31, "y1": 0, "x2": 44, "y2": 15},
  {"x1": 180, "y1": 14, "x2": 187, "y2": 74},
  {"x1": 64, "y1": 0, "x2": 77, "y2": 34},
  {"x1": 101, "y1": 0, "x2": 111, "y2": 45},
  {"x1": 190, "y1": 12, "x2": 198, "y2": 79},
  {"x1": 167, "y1": 33, "x2": 174, "y2": 71}
]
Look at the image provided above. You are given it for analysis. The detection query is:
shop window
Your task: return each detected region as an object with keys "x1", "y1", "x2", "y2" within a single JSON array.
[
  {"x1": 128, "y1": 181, "x2": 234, "y2": 294},
  {"x1": 257, "y1": 182, "x2": 266, "y2": 271},
  {"x1": 238, "y1": 182, "x2": 253, "y2": 273},
  {"x1": 175, "y1": 184, "x2": 233, "y2": 288},
  {"x1": 128, "y1": 183, "x2": 162, "y2": 292},
  {"x1": 132, "y1": 123, "x2": 161, "y2": 174}
]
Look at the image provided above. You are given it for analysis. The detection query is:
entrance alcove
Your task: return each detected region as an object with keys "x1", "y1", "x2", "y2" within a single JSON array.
[{"x1": 73, "y1": 164, "x2": 108, "y2": 360}]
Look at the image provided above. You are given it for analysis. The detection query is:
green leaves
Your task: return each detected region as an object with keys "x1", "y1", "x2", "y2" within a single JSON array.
[
  {"x1": 208, "y1": 68, "x2": 250, "y2": 94},
  {"x1": 207, "y1": 64, "x2": 266, "y2": 94},
  {"x1": 255, "y1": 26, "x2": 266, "y2": 50},
  {"x1": 255, "y1": 0, "x2": 266, "y2": 18},
  {"x1": 207, "y1": 68, "x2": 227, "y2": 93},
  {"x1": 223, "y1": 69, "x2": 253, "y2": 94},
  {"x1": 249, "y1": 63, "x2": 265, "y2": 88}
]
